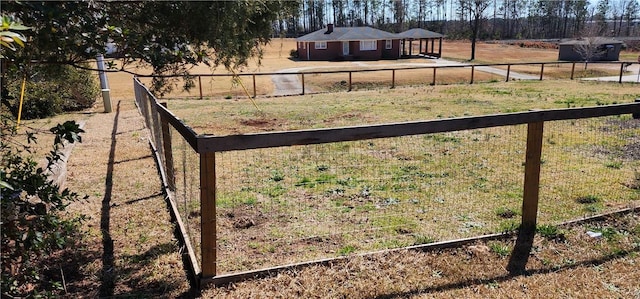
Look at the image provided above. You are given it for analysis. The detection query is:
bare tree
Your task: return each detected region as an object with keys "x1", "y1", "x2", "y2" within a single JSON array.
[
  {"x1": 574, "y1": 36, "x2": 609, "y2": 69},
  {"x1": 624, "y1": 0, "x2": 640, "y2": 36},
  {"x1": 460, "y1": 0, "x2": 490, "y2": 60},
  {"x1": 393, "y1": 0, "x2": 407, "y2": 32},
  {"x1": 595, "y1": 0, "x2": 610, "y2": 35}
]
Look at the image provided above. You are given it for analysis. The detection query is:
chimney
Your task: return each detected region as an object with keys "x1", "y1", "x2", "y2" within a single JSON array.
[{"x1": 325, "y1": 24, "x2": 334, "y2": 34}]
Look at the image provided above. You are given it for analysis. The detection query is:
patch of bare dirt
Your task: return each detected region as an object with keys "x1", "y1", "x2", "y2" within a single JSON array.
[
  {"x1": 237, "y1": 118, "x2": 287, "y2": 132},
  {"x1": 621, "y1": 142, "x2": 640, "y2": 160},
  {"x1": 221, "y1": 206, "x2": 267, "y2": 230},
  {"x1": 239, "y1": 118, "x2": 274, "y2": 127},
  {"x1": 591, "y1": 118, "x2": 640, "y2": 160}
]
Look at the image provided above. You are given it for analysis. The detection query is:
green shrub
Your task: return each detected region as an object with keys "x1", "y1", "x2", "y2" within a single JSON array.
[
  {"x1": 2, "y1": 64, "x2": 99, "y2": 119},
  {"x1": 1, "y1": 117, "x2": 86, "y2": 297}
]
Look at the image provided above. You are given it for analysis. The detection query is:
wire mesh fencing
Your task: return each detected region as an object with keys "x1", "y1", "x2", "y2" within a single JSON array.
[
  {"x1": 211, "y1": 114, "x2": 639, "y2": 274},
  {"x1": 213, "y1": 128, "x2": 518, "y2": 273},
  {"x1": 135, "y1": 76, "x2": 639, "y2": 282},
  {"x1": 538, "y1": 116, "x2": 640, "y2": 221},
  {"x1": 170, "y1": 127, "x2": 202, "y2": 265}
]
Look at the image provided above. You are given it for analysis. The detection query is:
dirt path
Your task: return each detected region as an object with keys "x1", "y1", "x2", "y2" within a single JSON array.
[
  {"x1": 63, "y1": 99, "x2": 192, "y2": 297},
  {"x1": 271, "y1": 69, "x2": 305, "y2": 96}
]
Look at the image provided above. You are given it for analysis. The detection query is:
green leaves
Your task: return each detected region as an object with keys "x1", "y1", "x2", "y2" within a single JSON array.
[
  {"x1": 1, "y1": 119, "x2": 85, "y2": 297},
  {"x1": 0, "y1": 15, "x2": 31, "y2": 56},
  {"x1": 2, "y1": 1, "x2": 297, "y2": 94},
  {"x1": 0, "y1": 180, "x2": 14, "y2": 190},
  {"x1": 50, "y1": 120, "x2": 84, "y2": 145}
]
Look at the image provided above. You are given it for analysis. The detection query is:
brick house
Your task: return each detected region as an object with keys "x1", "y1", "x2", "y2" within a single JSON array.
[{"x1": 296, "y1": 24, "x2": 402, "y2": 61}]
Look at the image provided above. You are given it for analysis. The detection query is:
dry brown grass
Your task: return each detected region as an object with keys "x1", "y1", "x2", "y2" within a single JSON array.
[
  {"x1": 441, "y1": 40, "x2": 560, "y2": 63},
  {"x1": 302, "y1": 67, "x2": 504, "y2": 92},
  {"x1": 40, "y1": 100, "x2": 191, "y2": 297},
  {"x1": 203, "y1": 211, "x2": 640, "y2": 298}
]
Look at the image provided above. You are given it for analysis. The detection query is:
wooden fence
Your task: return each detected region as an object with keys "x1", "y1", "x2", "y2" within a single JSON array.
[
  {"x1": 138, "y1": 60, "x2": 639, "y2": 99},
  {"x1": 133, "y1": 77, "x2": 640, "y2": 288}
]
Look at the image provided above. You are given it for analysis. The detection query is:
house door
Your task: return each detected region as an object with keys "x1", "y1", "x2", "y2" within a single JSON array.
[{"x1": 342, "y1": 41, "x2": 349, "y2": 56}]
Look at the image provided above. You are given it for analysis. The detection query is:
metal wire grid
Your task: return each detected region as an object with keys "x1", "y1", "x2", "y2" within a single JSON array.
[
  {"x1": 213, "y1": 125, "x2": 528, "y2": 273},
  {"x1": 209, "y1": 116, "x2": 638, "y2": 274}
]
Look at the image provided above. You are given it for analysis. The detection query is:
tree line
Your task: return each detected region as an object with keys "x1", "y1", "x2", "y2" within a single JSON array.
[{"x1": 275, "y1": 0, "x2": 640, "y2": 39}]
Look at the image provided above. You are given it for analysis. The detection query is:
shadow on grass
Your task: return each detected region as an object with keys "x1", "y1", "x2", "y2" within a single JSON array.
[
  {"x1": 373, "y1": 231, "x2": 639, "y2": 299},
  {"x1": 96, "y1": 100, "x2": 197, "y2": 298},
  {"x1": 122, "y1": 191, "x2": 164, "y2": 205},
  {"x1": 114, "y1": 242, "x2": 195, "y2": 297},
  {"x1": 506, "y1": 227, "x2": 536, "y2": 275},
  {"x1": 99, "y1": 101, "x2": 119, "y2": 297}
]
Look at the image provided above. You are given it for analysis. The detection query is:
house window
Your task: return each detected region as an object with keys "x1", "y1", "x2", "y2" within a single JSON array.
[
  {"x1": 315, "y1": 41, "x2": 327, "y2": 50},
  {"x1": 385, "y1": 40, "x2": 392, "y2": 50},
  {"x1": 360, "y1": 40, "x2": 377, "y2": 51}
]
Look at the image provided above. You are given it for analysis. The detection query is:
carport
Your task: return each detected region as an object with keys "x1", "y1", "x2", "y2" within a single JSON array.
[{"x1": 399, "y1": 28, "x2": 444, "y2": 58}]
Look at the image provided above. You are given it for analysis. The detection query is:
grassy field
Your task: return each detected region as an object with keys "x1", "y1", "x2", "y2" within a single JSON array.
[
  {"x1": 162, "y1": 79, "x2": 640, "y2": 276},
  {"x1": 168, "y1": 80, "x2": 640, "y2": 135}
]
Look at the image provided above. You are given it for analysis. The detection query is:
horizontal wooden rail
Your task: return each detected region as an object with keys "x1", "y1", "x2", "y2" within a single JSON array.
[
  {"x1": 136, "y1": 61, "x2": 638, "y2": 78},
  {"x1": 155, "y1": 103, "x2": 199, "y2": 151},
  {"x1": 196, "y1": 102, "x2": 640, "y2": 153},
  {"x1": 134, "y1": 77, "x2": 200, "y2": 151}
]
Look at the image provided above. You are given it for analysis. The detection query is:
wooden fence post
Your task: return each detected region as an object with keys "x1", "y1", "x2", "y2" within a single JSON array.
[
  {"x1": 160, "y1": 103, "x2": 176, "y2": 191},
  {"x1": 506, "y1": 64, "x2": 511, "y2": 82},
  {"x1": 431, "y1": 68, "x2": 436, "y2": 86},
  {"x1": 470, "y1": 65, "x2": 475, "y2": 84},
  {"x1": 252, "y1": 74, "x2": 257, "y2": 98},
  {"x1": 539, "y1": 64, "x2": 544, "y2": 81},
  {"x1": 301, "y1": 73, "x2": 305, "y2": 95},
  {"x1": 348, "y1": 71, "x2": 352, "y2": 91},
  {"x1": 391, "y1": 69, "x2": 395, "y2": 89},
  {"x1": 618, "y1": 62, "x2": 625, "y2": 83},
  {"x1": 521, "y1": 121, "x2": 544, "y2": 231},
  {"x1": 149, "y1": 100, "x2": 163, "y2": 161},
  {"x1": 200, "y1": 151, "x2": 217, "y2": 278},
  {"x1": 570, "y1": 62, "x2": 576, "y2": 80},
  {"x1": 198, "y1": 76, "x2": 203, "y2": 100}
]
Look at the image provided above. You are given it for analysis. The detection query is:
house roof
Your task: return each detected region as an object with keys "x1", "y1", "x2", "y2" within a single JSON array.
[
  {"x1": 559, "y1": 38, "x2": 623, "y2": 46},
  {"x1": 296, "y1": 26, "x2": 400, "y2": 42},
  {"x1": 399, "y1": 28, "x2": 444, "y2": 39}
]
